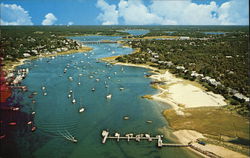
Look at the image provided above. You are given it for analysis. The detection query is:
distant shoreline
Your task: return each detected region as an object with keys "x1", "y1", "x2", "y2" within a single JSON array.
[{"x1": 2, "y1": 45, "x2": 93, "y2": 73}]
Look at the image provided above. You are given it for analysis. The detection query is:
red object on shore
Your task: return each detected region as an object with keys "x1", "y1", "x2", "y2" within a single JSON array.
[
  {"x1": 8, "y1": 122, "x2": 17, "y2": 126},
  {"x1": 0, "y1": 70, "x2": 12, "y2": 103}
]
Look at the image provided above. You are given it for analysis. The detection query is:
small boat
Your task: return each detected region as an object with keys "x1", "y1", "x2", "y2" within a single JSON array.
[
  {"x1": 31, "y1": 126, "x2": 36, "y2": 132},
  {"x1": 106, "y1": 94, "x2": 112, "y2": 99},
  {"x1": 0, "y1": 134, "x2": 6, "y2": 139},
  {"x1": 68, "y1": 94, "x2": 71, "y2": 98},
  {"x1": 12, "y1": 107, "x2": 19, "y2": 111},
  {"x1": 59, "y1": 130, "x2": 78, "y2": 143},
  {"x1": 123, "y1": 116, "x2": 129, "y2": 120},
  {"x1": 96, "y1": 79, "x2": 100, "y2": 82},
  {"x1": 27, "y1": 121, "x2": 32, "y2": 125},
  {"x1": 91, "y1": 88, "x2": 95, "y2": 91},
  {"x1": 9, "y1": 122, "x2": 17, "y2": 126},
  {"x1": 78, "y1": 82, "x2": 81, "y2": 85},
  {"x1": 68, "y1": 77, "x2": 73, "y2": 81},
  {"x1": 32, "y1": 100, "x2": 36, "y2": 104},
  {"x1": 32, "y1": 111, "x2": 36, "y2": 115},
  {"x1": 72, "y1": 98, "x2": 76, "y2": 104},
  {"x1": 43, "y1": 92, "x2": 47, "y2": 96},
  {"x1": 32, "y1": 92, "x2": 38, "y2": 95},
  {"x1": 42, "y1": 86, "x2": 46, "y2": 90},
  {"x1": 119, "y1": 87, "x2": 124, "y2": 91},
  {"x1": 79, "y1": 107, "x2": 85, "y2": 113},
  {"x1": 69, "y1": 90, "x2": 73, "y2": 93},
  {"x1": 146, "y1": 120, "x2": 153, "y2": 124}
]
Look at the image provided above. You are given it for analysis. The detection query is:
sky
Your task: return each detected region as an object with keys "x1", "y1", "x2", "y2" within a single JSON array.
[{"x1": 0, "y1": 0, "x2": 249, "y2": 25}]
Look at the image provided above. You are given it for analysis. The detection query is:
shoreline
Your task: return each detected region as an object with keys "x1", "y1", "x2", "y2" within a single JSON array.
[
  {"x1": 100, "y1": 58, "x2": 248, "y2": 157},
  {"x1": 2, "y1": 46, "x2": 93, "y2": 73}
]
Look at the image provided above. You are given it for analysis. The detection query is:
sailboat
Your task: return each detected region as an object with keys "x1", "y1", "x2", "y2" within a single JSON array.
[
  {"x1": 78, "y1": 98, "x2": 85, "y2": 113},
  {"x1": 106, "y1": 94, "x2": 112, "y2": 99},
  {"x1": 72, "y1": 92, "x2": 76, "y2": 104},
  {"x1": 78, "y1": 76, "x2": 81, "y2": 85}
]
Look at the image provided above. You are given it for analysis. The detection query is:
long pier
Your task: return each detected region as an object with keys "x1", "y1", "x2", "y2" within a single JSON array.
[{"x1": 101, "y1": 130, "x2": 191, "y2": 148}]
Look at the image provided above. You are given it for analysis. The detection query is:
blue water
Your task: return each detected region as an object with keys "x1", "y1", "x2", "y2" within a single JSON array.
[
  {"x1": 7, "y1": 36, "x2": 199, "y2": 158},
  {"x1": 123, "y1": 30, "x2": 150, "y2": 36},
  {"x1": 204, "y1": 32, "x2": 225, "y2": 35},
  {"x1": 70, "y1": 35, "x2": 122, "y2": 42}
]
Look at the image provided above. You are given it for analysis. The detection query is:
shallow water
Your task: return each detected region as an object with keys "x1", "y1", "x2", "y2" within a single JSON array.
[{"x1": 3, "y1": 36, "x2": 200, "y2": 158}]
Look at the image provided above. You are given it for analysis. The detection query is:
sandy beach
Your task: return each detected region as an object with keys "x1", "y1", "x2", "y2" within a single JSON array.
[
  {"x1": 150, "y1": 71, "x2": 227, "y2": 115},
  {"x1": 113, "y1": 63, "x2": 227, "y2": 115},
  {"x1": 173, "y1": 130, "x2": 248, "y2": 158}
]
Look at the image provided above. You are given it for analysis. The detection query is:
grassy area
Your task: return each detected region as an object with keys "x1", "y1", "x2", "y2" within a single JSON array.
[
  {"x1": 100, "y1": 55, "x2": 121, "y2": 62},
  {"x1": 163, "y1": 107, "x2": 249, "y2": 140}
]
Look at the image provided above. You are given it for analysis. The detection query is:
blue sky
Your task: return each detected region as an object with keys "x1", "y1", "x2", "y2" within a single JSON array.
[{"x1": 0, "y1": 0, "x2": 249, "y2": 25}]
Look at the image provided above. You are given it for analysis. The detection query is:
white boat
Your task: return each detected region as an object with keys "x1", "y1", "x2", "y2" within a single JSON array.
[
  {"x1": 120, "y1": 87, "x2": 124, "y2": 91},
  {"x1": 68, "y1": 94, "x2": 71, "y2": 98},
  {"x1": 42, "y1": 86, "x2": 46, "y2": 90},
  {"x1": 68, "y1": 77, "x2": 73, "y2": 81},
  {"x1": 43, "y1": 92, "x2": 47, "y2": 96},
  {"x1": 72, "y1": 98, "x2": 76, "y2": 104},
  {"x1": 91, "y1": 88, "x2": 95, "y2": 91},
  {"x1": 59, "y1": 130, "x2": 77, "y2": 143},
  {"x1": 78, "y1": 82, "x2": 81, "y2": 85},
  {"x1": 79, "y1": 107, "x2": 85, "y2": 113},
  {"x1": 106, "y1": 94, "x2": 112, "y2": 99}
]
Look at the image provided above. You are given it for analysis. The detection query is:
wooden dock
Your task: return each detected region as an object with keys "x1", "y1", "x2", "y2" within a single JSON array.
[{"x1": 101, "y1": 130, "x2": 191, "y2": 148}]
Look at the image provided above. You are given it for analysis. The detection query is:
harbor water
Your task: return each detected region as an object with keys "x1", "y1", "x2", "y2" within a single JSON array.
[{"x1": 2, "y1": 35, "x2": 200, "y2": 158}]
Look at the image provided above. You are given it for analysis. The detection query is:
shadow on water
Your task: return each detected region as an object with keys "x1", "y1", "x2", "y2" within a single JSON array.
[{"x1": 0, "y1": 89, "x2": 50, "y2": 158}]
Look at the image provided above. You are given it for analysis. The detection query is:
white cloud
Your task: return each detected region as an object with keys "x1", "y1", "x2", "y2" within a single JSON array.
[
  {"x1": 68, "y1": 21, "x2": 74, "y2": 25},
  {"x1": 96, "y1": 0, "x2": 249, "y2": 25},
  {"x1": 42, "y1": 13, "x2": 57, "y2": 25},
  {"x1": 118, "y1": 0, "x2": 163, "y2": 25},
  {"x1": 0, "y1": 3, "x2": 33, "y2": 25},
  {"x1": 96, "y1": 0, "x2": 118, "y2": 25}
]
